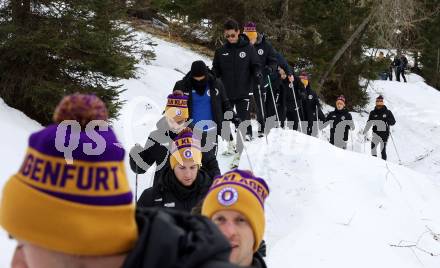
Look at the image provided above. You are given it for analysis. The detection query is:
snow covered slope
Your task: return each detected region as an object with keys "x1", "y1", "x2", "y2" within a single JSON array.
[
  {"x1": 1, "y1": 32, "x2": 439, "y2": 267},
  {"x1": 0, "y1": 98, "x2": 41, "y2": 266},
  {"x1": 241, "y1": 129, "x2": 440, "y2": 267}
]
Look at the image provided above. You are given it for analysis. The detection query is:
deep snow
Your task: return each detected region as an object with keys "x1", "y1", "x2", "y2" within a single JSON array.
[{"x1": 1, "y1": 32, "x2": 439, "y2": 267}]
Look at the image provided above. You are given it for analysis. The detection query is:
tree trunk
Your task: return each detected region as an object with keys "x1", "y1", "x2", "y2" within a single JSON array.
[
  {"x1": 12, "y1": 0, "x2": 31, "y2": 26},
  {"x1": 281, "y1": 0, "x2": 289, "y2": 38},
  {"x1": 317, "y1": 11, "x2": 373, "y2": 90}
]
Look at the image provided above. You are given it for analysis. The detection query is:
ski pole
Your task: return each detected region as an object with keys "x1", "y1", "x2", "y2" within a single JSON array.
[
  {"x1": 135, "y1": 166, "x2": 139, "y2": 202},
  {"x1": 267, "y1": 75, "x2": 281, "y2": 128},
  {"x1": 257, "y1": 84, "x2": 268, "y2": 144},
  {"x1": 389, "y1": 132, "x2": 402, "y2": 164},
  {"x1": 350, "y1": 131, "x2": 354, "y2": 151},
  {"x1": 316, "y1": 106, "x2": 321, "y2": 139},
  {"x1": 237, "y1": 129, "x2": 255, "y2": 173},
  {"x1": 290, "y1": 82, "x2": 304, "y2": 133}
]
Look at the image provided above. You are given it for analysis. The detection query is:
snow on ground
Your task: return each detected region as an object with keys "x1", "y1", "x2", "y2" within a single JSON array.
[
  {"x1": 321, "y1": 74, "x2": 440, "y2": 182},
  {"x1": 240, "y1": 129, "x2": 440, "y2": 267},
  {"x1": 1, "y1": 32, "x2": 440, "y2": 267},
  {"x1": 0, "y1": 98, "x2": 41, "y2": 266}
]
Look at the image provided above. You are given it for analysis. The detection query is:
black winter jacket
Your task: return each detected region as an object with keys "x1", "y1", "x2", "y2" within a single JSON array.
[
  {"x1": 254, "y1": 34, "x2": 278, "y2": 80},
  {"x1": 129, "y1": 118, "x2": 220, "y2": 181},
  {"x1": 122, "y1": 207, "x2": 238, "y2": 268},
  {"x1": 298, "y1": 84, "x2": 325, "y2": 122},
  {"x1": 212, "y1": 34, "x2": 261, "y2": 100},
  {"x1": 137, "y1": 168, "x2": 212, "y2": 213},
  {"x1": 173, "y1": 73, "x2": 235, "y2": 135},
  {"x1": 324, "y1": 108, "x2": 355, "y2": 142},
  {"x1": 364, "y1": 105, "x2": 396, "y2": 139},
  {"x1": 251, "y1": 252, "x2": 267, "y2": 268}
]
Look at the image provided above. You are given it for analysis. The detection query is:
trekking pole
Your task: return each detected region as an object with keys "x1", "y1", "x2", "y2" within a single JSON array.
[
  {"x1": 267, "y1": 75, "x2": 281, "y2": 128},
  {"x1": 257, "y1": 84, "x2": 269, "y2": 145},
  {"x1": 237, "y1": 129, "x2": 255, "y2": 173},
  {"x1": 315, "y1": 106, "x2": 321, "y2": 139},
  {"x1": 135, "y1": 166, "x2": 139, "y2": 202},
  {"x1": 289, "y1": 82, "x2": 304, "y2": 133},
  {"x1": 350, "y1": 131, "x2": 354, "y2": 151},
  {"x1": 389, "y1": 131, "x2": 402, "y2": 164}
]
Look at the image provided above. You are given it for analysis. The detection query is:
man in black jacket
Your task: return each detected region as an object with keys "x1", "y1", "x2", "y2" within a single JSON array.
[
  {"x1": 202, "y1": 170, "x2": 269, "y2": 268},
  {"x1": 212, "y1": 19, "x2": 261, "y2": 141},
  {"x1": 243, "y1": 22, "x2": 278, "y2": 137},
  {"x1": 129, "y1": 94, "x2": 221, "y2": 187},
  {"x1": 137, "y1": 128, "x2": 212, "y2": 212},
  {"x1": 323, "y1": 95, "x2": 355, "y2": 149},
  {"x1": 173, "y1": 60, "x2": 240, "y2": 167},
  {"x1": 298, "y1": 72, "x2": 325, "y2": 136},
  {"x1": 363, "y1": 95, "x2": 396, "y2": 160}
]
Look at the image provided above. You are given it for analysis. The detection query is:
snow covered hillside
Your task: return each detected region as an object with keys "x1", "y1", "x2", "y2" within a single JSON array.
[{"x1": 1, "y1": 31, "x2": 440, "y2": 267}]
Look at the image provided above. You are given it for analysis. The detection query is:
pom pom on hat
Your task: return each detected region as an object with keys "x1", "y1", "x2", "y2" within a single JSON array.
[{"x1": 53, "y1": 93, "x2": 108, "y2": 129}]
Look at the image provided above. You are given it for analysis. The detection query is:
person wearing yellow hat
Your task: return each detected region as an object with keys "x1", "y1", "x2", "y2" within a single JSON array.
[
  {"x1": 137, "y1": 128, "x2": 213, "y2": 212},
  {"x1": 1, "y1": 93, "x2": 238, "y2": 268},
  {"x1": 202, "y1": 169, "x2": 270, "y2": 267},
  {"x1": 243, "y1": 22, "x2": 278, "y2": 138},
  {"x1": 297, "y1": 72, "x2": 325, "y2": 136},
  {"x1": 129, "y1": 93, "x2": 221, "y2": 189}
]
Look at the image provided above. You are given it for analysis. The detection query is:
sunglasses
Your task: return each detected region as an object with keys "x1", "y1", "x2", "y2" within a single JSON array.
[{"x1": 225, "y1": 33, "x2": 237, "y2": 39}]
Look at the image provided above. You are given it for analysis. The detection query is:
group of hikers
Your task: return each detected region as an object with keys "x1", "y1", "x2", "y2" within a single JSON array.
[
  {"x1": 378, "y1": 51, "x2": 409, "y2": 82},
  {"x1": 0, "y1": 18, "x2": 398, "y2": 268}
]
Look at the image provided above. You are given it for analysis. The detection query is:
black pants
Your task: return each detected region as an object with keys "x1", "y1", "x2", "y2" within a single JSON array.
[
  {"x1": 285, "y1": 109, "x2": 300, "y2": 131},
  {"x1": 371, "y1": 134, "x2": 388, "y2": 160},
  {"x1": 253, "y1": 87, "x2": 266, "y2": 133},
  {"x1": 395, "y1": 67, "x2": 407, "y2": 82},
  {"x1": 230, "y1": 98, "x2": 252, "y2": 136},
  {"x1": 330, "y1": 133, "x2": 348, "y2": 149}
]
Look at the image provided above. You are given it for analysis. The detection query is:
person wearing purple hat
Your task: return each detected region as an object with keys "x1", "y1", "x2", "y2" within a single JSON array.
[
  {"x1": 323, "y1": 95, "x2": 355, "y2": 149},
  {"x1": 363, "y1": 95, "x2": 396, "y2": 160},
  {"x1": 1, "y1": 93, "x2": 239, "y2": 268},
  {"x1": 129, "y1": 93, "x2": 221, "y2": 187},
  {"x1": 243, "y1": 22, "x2": 279, "y2": 137},
  {"x1": 172, "y1": 60, "x2": 242, "y2": 178}
]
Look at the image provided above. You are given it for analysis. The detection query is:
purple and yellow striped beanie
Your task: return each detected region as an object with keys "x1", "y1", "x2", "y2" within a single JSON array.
[
  {"x1": 165, "y1": 94, "x2": 189, "y2": 122},
  {"x1": 201, "y1": 169, "x2": 269, "y2": 252},
  {"x1": 170, "y1": 128, "x2": 202, "y2": 170},
  {"x1": 0, "y1": 94, "x2": 137, "y2": 256}
]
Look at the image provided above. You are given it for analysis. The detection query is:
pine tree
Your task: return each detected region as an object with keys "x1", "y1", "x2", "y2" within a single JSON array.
[{"x1": 0, "y1": 0, "x2": 153, "y2": 125}]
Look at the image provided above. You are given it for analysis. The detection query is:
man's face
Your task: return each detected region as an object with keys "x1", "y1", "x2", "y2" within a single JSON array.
[
  {"x1": 224, "y1": 29, "x2": 240, "y2": 44},
  {"x1": 212, "y1": 210, "x2": 254, "y2": 267},
  {"x1": 192, "y1": 75, "x2": 206, "y2": 81},
  {"x1": 12, "y1": 241, "x2": 126, "y2": 268},
  {"x1": 165, "y1": 116, "x2": 186, "y2": 133},
  {"x1": 12, "y1": 242, "x2": 64, "y2": 268},
  {"x1": 336, "y1": 101, "x2": 345, "y2": 110},
  {"x1": 376, "y1": 100, "x2": 384, "y2": 107},
  {"x1": 173, "y1": 160, "x2": 199, "y2": 187}
]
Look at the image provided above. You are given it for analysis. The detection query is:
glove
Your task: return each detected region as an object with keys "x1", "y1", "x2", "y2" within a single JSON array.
[
  {"x1": 130, "y1": 143, "x2": 144, "y2": 156},
  {"x1": 231, "y1": 116, "x2": 242, "y2": 127}
]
